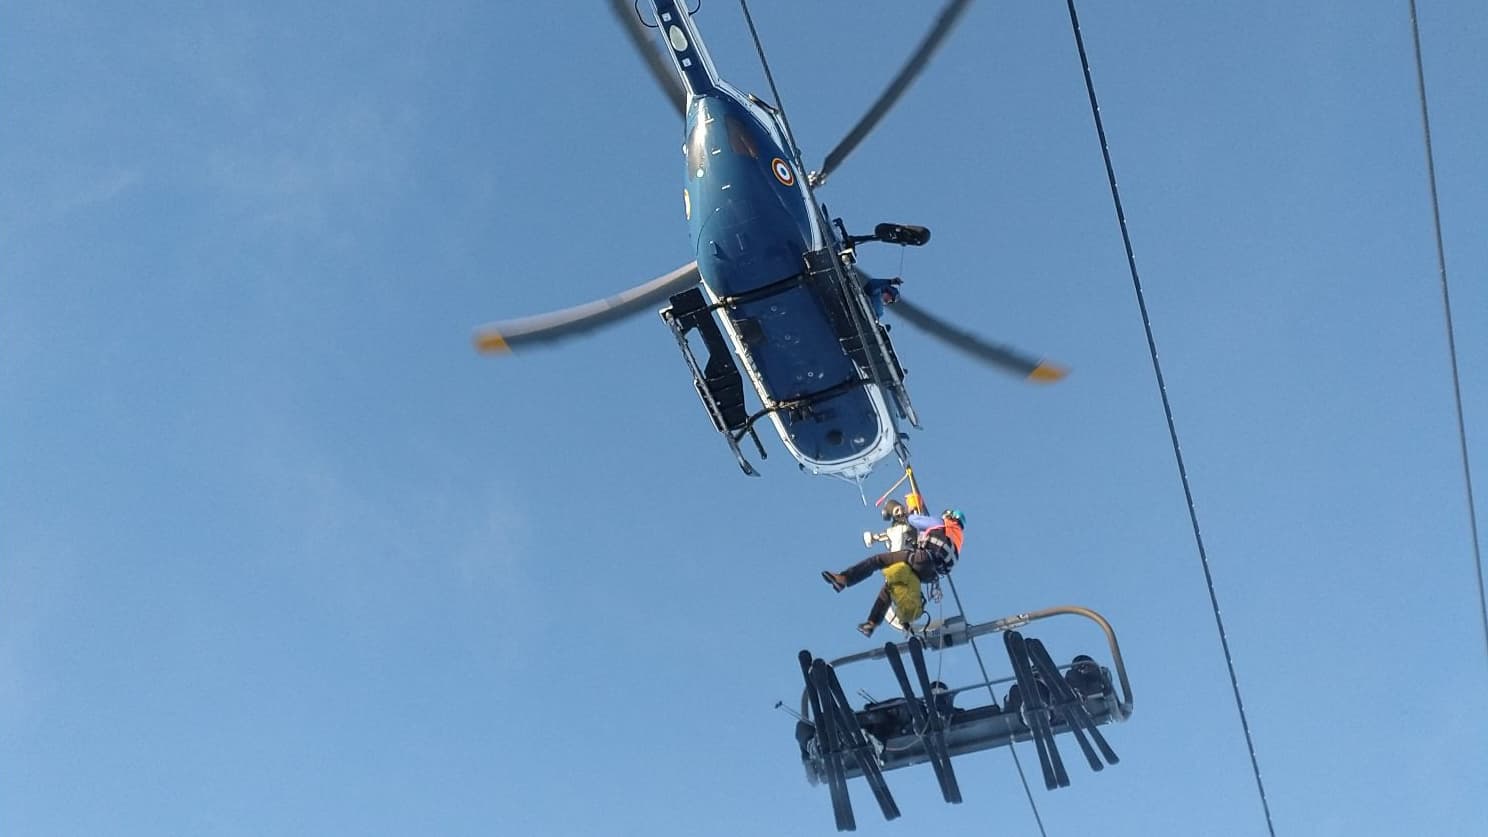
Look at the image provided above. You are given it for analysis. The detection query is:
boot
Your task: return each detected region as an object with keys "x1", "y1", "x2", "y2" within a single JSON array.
[
  {"x1": 821, "y1": 571, "x2": 848, "y2": 592},
  {"x1": 858, "y1": 621, "x2": 876, "y2": 638}
]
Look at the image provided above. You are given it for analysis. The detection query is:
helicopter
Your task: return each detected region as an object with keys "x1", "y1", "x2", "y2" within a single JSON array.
[{"x1": 474, "y1": 0, "x2": 1065, "y2": 480}]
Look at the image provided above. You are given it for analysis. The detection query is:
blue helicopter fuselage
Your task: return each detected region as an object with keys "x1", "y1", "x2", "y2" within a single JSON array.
[{"x1": 652, "y1": 0, "x2": 899, "y2": 478}]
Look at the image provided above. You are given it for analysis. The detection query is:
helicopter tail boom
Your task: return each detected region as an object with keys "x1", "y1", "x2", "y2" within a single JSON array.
[{"x1": 648, "y1": 0, "x2": 721, "y2": 98}]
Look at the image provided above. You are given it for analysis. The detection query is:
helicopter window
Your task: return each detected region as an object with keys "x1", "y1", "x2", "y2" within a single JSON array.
[
  {"x1": 725, "y1": 115, "x2": 759, "y2": 159},
  {"x1": 687, "y1": 121, "x2": 707, "y2": 178}
]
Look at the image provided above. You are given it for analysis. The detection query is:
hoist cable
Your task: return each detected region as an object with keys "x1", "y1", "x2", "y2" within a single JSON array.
[
  {"x1": 1407, "y1": 0, "x2": 1488, "y2": 665},
  {"x1": 1062, "y1": 2, "x2": 1277, "y2": 834}
]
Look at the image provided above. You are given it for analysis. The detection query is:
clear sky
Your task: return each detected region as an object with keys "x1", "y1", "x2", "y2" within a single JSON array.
[{"x1": 3, "y1": 2, "x2": 1485, "y2": 835}]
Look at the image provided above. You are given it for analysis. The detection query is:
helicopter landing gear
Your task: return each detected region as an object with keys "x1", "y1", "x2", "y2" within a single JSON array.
[{"x1": 661, "y1": 287, "x2": 766, "y2": 477}]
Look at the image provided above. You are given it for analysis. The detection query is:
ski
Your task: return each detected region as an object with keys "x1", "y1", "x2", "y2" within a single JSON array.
[
  {"x1": 907, "y1": 637, "x2": 964, "y2": 803},
  {"x1": 884, "y1": 642, "x2": 958, "y2": 803},
  {"x1": 1005, "y1": 630, "x2": 1068, "y2": 789},
  {"x1": 815, "y1": 660, "x2": 901, "y2": 822},
  {"x1": 1027, "y1": 639, "x2": 1101, "y2": 771},
  {"x1": 1026, "y1": 638, "x2": 1119, "y2": 768},
  {"x1": 800, "y1": 651, "x2": 856, "y2": 831}
]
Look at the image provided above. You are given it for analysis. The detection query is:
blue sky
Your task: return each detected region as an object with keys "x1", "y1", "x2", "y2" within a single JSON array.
[{"x1": 3, "y1": 2, "x2": 1485, "y2": 835}]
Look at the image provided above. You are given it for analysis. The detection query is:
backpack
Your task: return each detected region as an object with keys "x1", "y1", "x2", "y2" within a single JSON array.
[{"x1": 882, "y1": 561, "x2": 926, "y2": 624}]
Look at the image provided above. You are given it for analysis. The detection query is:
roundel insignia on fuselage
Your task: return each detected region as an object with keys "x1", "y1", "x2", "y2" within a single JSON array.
[{"x1": 771, "y1": 157, "x2": 795, "y2": 187}]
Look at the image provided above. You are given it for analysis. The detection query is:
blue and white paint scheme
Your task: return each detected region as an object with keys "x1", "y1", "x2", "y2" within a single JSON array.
[
  {"x1": 473, "y1": 1, "x2": 1061, "y2": 483},
  {"x1": 650, "y1": 0, "x2": 899, "y2": 480}
]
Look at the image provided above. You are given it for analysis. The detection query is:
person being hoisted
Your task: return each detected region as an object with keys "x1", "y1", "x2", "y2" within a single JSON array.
[
  {"x1": 822, "y1": 507, "x2": 967, "y2": 637},
  {"x1": 864, "y1": 498, "x2": 918, "y2": 552},
  {"x1": 859, "y1": 499, "x2": 929, "y2": 633}
]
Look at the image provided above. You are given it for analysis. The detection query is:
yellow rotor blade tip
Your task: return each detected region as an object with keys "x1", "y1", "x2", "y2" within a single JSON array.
[
  {"x1": 1028, "y1": 362, "x2": 1068, "y2": 383},
  {"x1": 474, "y1": 330, "x2": 511, "y2": 354}
]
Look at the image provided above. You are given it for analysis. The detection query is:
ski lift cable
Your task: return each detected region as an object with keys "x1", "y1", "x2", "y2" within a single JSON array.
[
  {"x1": 736, "y1": 0, "x2": 805, "y2": 173},
  {"x1": 1407, "y1": 0, "x2": 1488, "y2": 666},
  {"x1": 1062, "y1": 2, "x2": 1278, "y2": 834},
  {"x1": 945, "y1": 573, "x2": 1049, "y2": 837},
  {"x1": 906, "y1": 464, "x2": 1048, "y2": 836},
  {"x1": 735, "y1": 1, "x2": 1051, "y2": 818}
]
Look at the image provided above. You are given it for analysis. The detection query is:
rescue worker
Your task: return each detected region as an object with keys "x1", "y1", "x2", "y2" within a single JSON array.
[
  {"x1": 863, "y1": 276, "x2": 903, "y2": 320},
  {"x1": 822, "y1": 508, "x2": 967, "y2": 637}
]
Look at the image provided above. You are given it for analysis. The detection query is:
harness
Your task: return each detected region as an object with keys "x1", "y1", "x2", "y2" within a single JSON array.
[{"x1": 919, "y1": 528, "x2": 959, "y2": 575}]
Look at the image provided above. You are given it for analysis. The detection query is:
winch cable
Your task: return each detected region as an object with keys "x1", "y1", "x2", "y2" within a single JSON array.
[
  {"x1": 1062, "y1": 2, "x2": 1277, "y2": 834},
  {"x1": 1408, "y1": 0, "x2": 1488, "y2": 665}
]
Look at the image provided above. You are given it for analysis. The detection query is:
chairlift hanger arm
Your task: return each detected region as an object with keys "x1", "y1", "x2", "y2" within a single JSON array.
[{"x1": 821, "y1": 605, "x2": 1134, "y2": 720}]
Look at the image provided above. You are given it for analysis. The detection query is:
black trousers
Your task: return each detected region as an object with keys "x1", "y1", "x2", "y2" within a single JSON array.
[{"x1": 839, "y1": 549, "x2": 939, "y2": 626}]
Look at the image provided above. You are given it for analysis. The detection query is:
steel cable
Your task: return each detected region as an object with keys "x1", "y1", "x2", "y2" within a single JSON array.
[
  {"x1": 1407, "y1": 0, "x2": 1488, "y2": 666},
  {"x1": 945, "y1": 574, "x2": 1049, "y2": 837},
  {"x1": 1062, "y1": 2, "x2": 1277, "y2": 833}
]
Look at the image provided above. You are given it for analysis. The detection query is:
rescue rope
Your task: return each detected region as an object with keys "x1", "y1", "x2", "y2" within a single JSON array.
[
  {"x1": 1407, "y1": 0, "x2": 1488, "y2": 666},
  {"x1": 1062, "y1": 2, "x2": 1276, "y2": 833}
]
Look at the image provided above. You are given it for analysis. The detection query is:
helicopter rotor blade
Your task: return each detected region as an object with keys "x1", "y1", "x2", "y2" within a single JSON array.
[
  {"x1": 609, "y1": 0, "x2": 688, "y2": 118},
  {"x1": 892, "y1": 295, "x2": 1068, "y2": 383},
  {"x1": 474, "y1": 262, "x2": 701, "y2": 353},
  {"x1": 814, "y1": 0, "x2": 972, "y2": 185}
]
